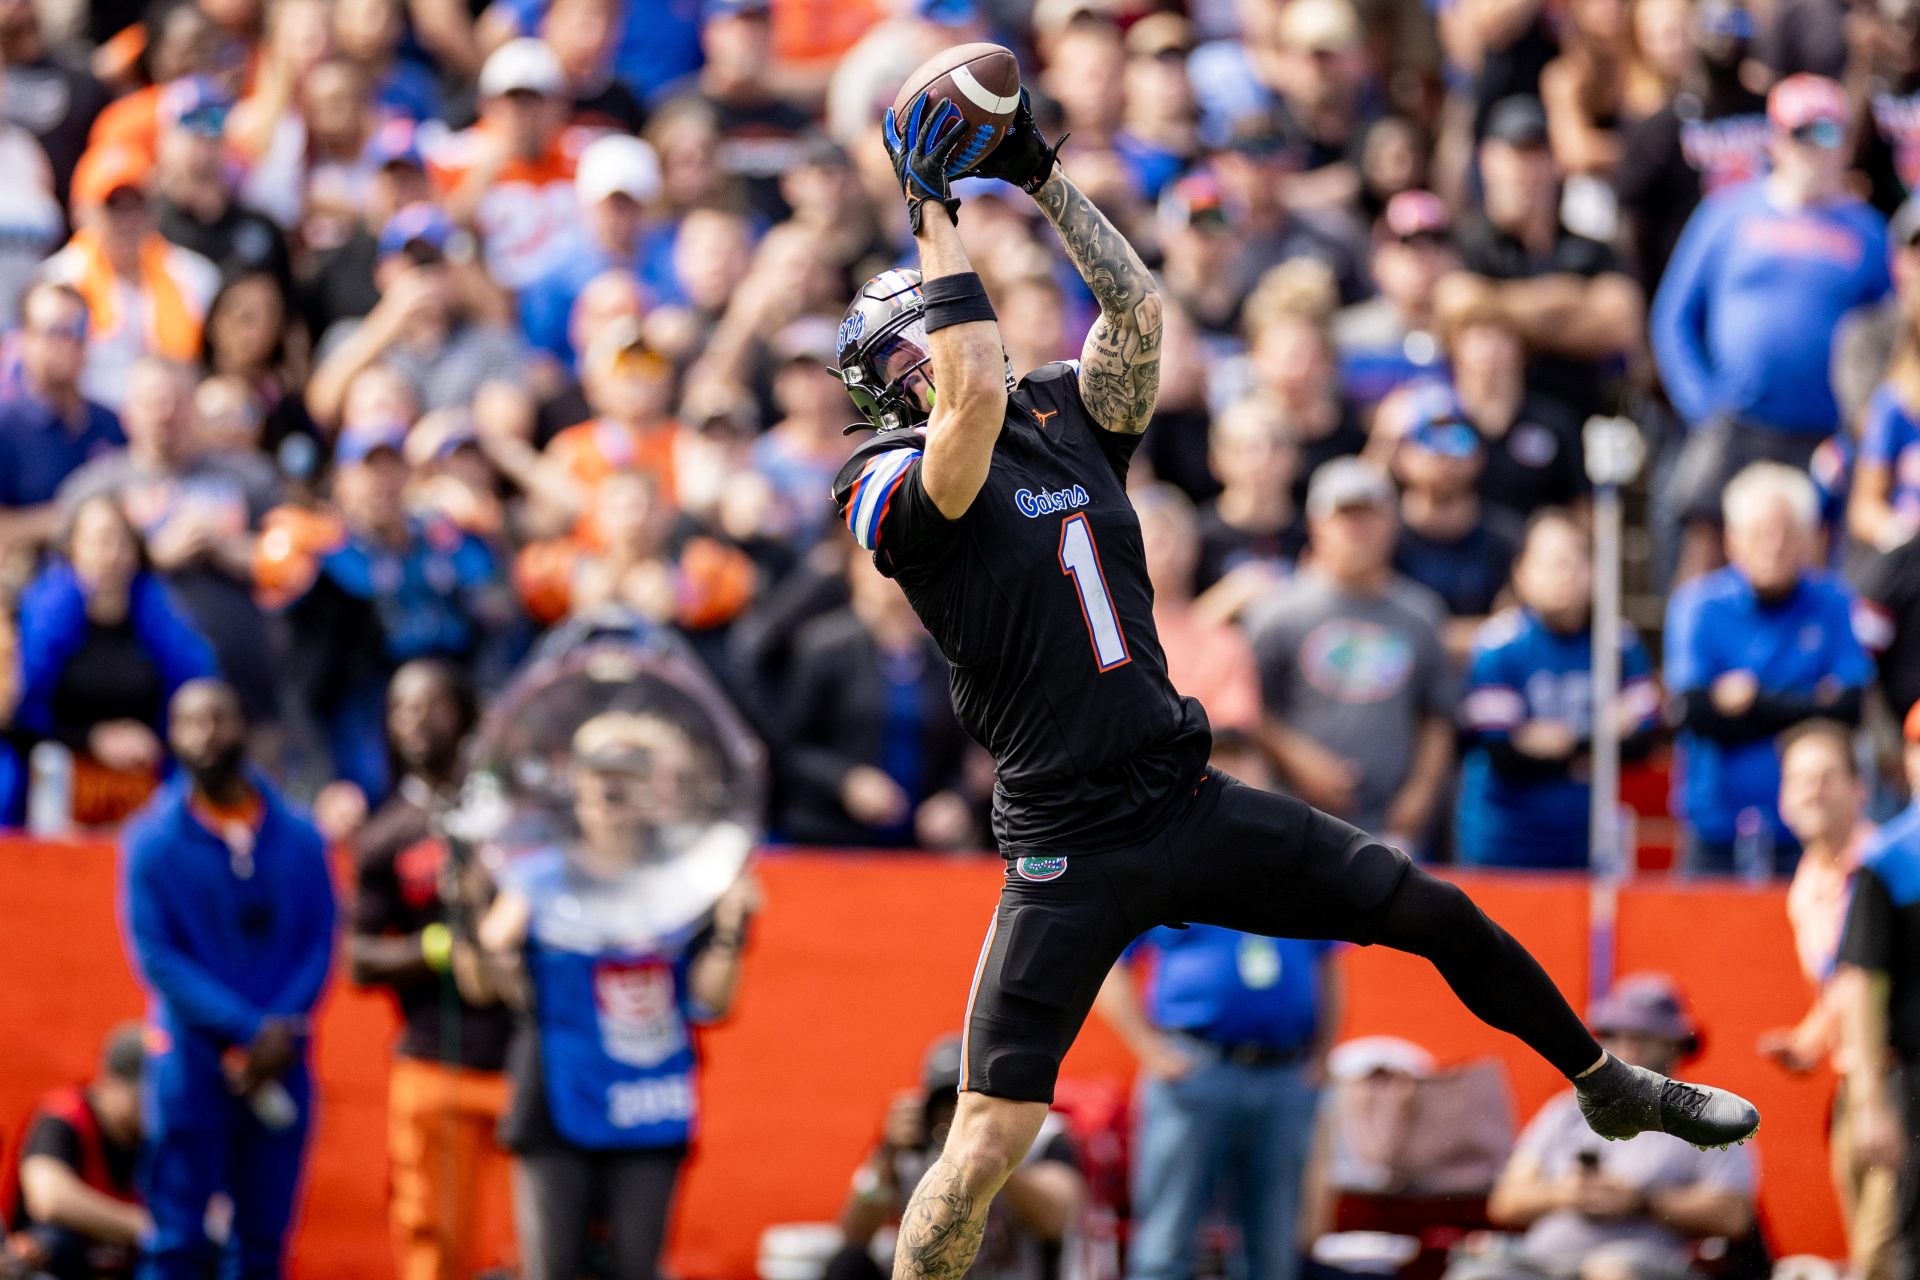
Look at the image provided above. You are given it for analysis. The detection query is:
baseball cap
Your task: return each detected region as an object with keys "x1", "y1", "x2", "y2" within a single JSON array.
[
  {"x1": 1589, "y1": 973, "x2": 1701, "y2": 1054},
  {"x1": 915, "y1": 0, "x2": 978, "y2": 23},
  {"x1": 102, "y1": 1022, "x2": 147, "y2": 1084},
  {"x1": 1698, "y1": 0, "x2": 1757, "y2": 39},
  {"x1": 378, "y1": 202, "x2": 457, "y2": 259},
  {"x1": 71, "y1": 144, "x2": 150, "y2": 211},
  {"x1": 1328, "y1": 1035, "x2": 1435, "y2": 1082},
  {"x1": 576, "y1": 134, "x2": 661, "y2": 207},
  {"x1": 158, "y1": 75, "x2": 234, "y2": 136},
  {"x1": 335, "y1": 419, "x2": 410, "y2": 466},
  {"x1": 1280, "y1": 0, "x2": 1360, "y2": 52},
  {"x1": 920, "y1": 1034, "x2": 963, "y2": 1095},
  {"x1": 1769, "y1": 73, "x2": 1850, "y2": 140},
  {"x1": 1381, "y1": 189, "x2": 1451, "y2": 241},
  {"x1": 1159, "y1": 171, "x2": 1231, "y2": 232},
  {"x1": 1402, "y1": 383, "x2": 1482, "y2": 457},
  {"x1": 479, "y1": 37, "x2": 564, "y2": 98},
  {"x1": 1126, "y1": 11, "x2": 1194, "y2": 57},
  {"x1": 586, "y1": 315, "x2": 669, "y2": 377},
  {"x1": 1484, "y1": 95, "x2": 1549, "y2": 148},
  {"x1": 702, "y1": 0, "x2": 770, "y2": 19},
  {"x1": 364, "y1": 118, "x2": 426, "y2": 171},
  {"x1": 1306, "y1": 456, "x2": 1395, "y2": 518}
]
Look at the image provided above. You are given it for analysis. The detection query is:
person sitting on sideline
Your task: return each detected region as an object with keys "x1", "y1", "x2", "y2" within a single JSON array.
[
  {"x1": 3, "y1": 1023, "x2": 150, "y2": 1280},
  {"x1": 828, "y1": 1034, "x2": 1085, "y2": 1280},
  {"x1": 1447, "y1": 976, "x2": 1757, "y2": 1280}
]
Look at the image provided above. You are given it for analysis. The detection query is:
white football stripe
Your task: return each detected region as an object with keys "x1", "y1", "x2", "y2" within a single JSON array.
[{"x1": 950, "y1": 64, "x2": 1019, "y2": 115}]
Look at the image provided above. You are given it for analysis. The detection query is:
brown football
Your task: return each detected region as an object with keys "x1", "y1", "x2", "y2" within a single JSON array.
[{"x1": 890, "y1": 42, "x2": 1023, "y2": 176}]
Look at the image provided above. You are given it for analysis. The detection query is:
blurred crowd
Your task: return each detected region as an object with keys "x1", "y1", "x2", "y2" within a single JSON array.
[
  {"x1": 4, "y1": 0, "x2": 1920, "y2": 1272},
  {"x1": 2, "y1": 0, "x2": 1919, "y2": 877}
]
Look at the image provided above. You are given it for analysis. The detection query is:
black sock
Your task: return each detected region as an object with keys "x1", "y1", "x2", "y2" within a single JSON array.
[{"x1": 1374, "y1": 867, "x2": 1604, "y2": 1079}]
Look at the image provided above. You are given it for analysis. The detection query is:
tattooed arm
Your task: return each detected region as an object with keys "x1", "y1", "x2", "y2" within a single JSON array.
[{"x1": 1031, "y1": 166, "x2": 1164, "y2": 435}]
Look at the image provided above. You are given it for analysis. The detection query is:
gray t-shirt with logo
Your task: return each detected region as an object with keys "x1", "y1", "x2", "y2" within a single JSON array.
[{"x1": 1245, "y1": 571, "x2": 1455, "y2": 835}]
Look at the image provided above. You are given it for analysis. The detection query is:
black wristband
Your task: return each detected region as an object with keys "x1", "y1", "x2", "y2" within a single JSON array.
[{"x1": 923, "y1": 272, "x2": 997, "y2": 332}]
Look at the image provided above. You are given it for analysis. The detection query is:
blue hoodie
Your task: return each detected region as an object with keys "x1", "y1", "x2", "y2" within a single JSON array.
[
  {"x1": 13, "y1": 563, "x2": 217, "y2": 736},
  {"x1": 119, "y1": 773, "x2": 336, "y2": 1128}
]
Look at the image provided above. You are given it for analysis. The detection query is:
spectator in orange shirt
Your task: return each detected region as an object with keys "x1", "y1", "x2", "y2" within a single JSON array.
[
  {"x1": 430, "y1": 38, "x2": 584, "y2": 291},
  {"x1": 40, "y1": 144, "x2": 219, "y2": 412},
  {"x1": 534, "y1": 318, "x2": 683, "y2": 528},
  {"x1": 1136, "y1": 483, "x2": 1264, "y2": 739}
]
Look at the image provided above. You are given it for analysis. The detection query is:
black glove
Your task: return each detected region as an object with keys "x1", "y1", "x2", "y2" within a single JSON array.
[
  {"x1": 883, "y1": 92, "x2": 968, "y2": 234},
  {"x1": 972, "y1": 89, "x2": 1064, "y2": 195}
]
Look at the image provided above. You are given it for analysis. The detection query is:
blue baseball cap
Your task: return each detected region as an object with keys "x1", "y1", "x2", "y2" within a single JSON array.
[
  {"x1": 916, "y1": 0, "x2": 978, "y2": 23},
  {"x1": 702, "y1": 0, "x2": 769, "y2": 19},
  {"x1": 364, "y1": 119, "x2": 425, "y2": 171},
  {"x1": 334, "y1": 420, "x2": 410, "y2": 466},
  {"x1": 1402, "y1": 383, "x2": 1482, "y2": 458},
  {"x1": 158, "y1": 75, "x2": 234, "y2": 137},
  {"x1": 378, "y1": 203, "x2": 456, "y2": 259}
]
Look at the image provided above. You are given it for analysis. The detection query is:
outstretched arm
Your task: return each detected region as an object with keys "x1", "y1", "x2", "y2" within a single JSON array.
[
  {"x1": 916, "y1": 214, "x2": 1011, "y2": 518},
  {"x1": 1031, "y1": 166, "x2": 1163, "y2": 435}
]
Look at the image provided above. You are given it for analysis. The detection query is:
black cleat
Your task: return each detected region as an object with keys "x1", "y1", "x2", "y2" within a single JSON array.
[{"x1": 1575, "y1": 1057, "x2": 1760, "y2": 1149}]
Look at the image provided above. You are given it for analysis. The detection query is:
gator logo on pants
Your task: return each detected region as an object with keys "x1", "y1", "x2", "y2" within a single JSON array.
[{"x1": 1014, "y1": 855, "x2": 1068, "y2": 882}]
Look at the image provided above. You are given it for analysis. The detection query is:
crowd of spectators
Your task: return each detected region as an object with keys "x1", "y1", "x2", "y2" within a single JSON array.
[
  {"x1": 1, "y1": 0, "x2": 1916, "y2": 873},
  {"x1": 7, "y1": 0, "x2": 1920, "y2": 1271}
]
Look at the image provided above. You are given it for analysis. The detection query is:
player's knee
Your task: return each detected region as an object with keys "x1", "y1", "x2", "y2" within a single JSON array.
[
  {"x1": 1339, "y1": 827, "x2": 1412, "y2": 916},
  {"x1": 943, "y1": 1095, "x2": 1047, "y2": 1190}
]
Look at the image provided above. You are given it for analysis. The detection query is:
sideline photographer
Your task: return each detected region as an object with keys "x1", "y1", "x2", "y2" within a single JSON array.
[
  {"x1": 827, "y1": 1035, "x2": 1084, "y2": 1280},
  {"x1": 457, "y1": 709, "x2": 759, "y2": 1280}
]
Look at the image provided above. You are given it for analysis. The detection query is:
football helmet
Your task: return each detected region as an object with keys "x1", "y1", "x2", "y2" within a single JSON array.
[{"x1": 834, "y1": 268, "x2": 934, "y2": 433}]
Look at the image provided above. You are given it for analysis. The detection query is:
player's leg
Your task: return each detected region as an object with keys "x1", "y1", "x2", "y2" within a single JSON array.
[
  {"x1": 893, "y1": 1092, "x2": 1051, "y2": 1279},
  {"x1": 1167, "y1": 771, "x2": 1759, "y2": 1147},
  {"x1": 895, "y1": 854, "x2": 1152, "y2": 1279}
]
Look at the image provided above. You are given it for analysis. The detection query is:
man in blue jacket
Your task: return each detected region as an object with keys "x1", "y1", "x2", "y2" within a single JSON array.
[
  {"x1": 1666, "y1": 464, "x2": 1872, "y2": 876},
  {"x1": 119, "y1": 679, "x2": 337, "y2": 1279},
  {"x1": 1652, "y1": 73, "x2": 1892, "y2": 583}
]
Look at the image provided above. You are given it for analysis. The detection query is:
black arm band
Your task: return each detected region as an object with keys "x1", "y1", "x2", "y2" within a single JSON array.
[{"x1": 922, "y1": 273, "x2": 997, "y2": 332}]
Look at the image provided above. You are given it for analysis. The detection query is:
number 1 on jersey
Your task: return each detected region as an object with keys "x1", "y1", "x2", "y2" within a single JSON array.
[{"x1": 1058, "y1": 513, "x2": 1130, "y2": 671}]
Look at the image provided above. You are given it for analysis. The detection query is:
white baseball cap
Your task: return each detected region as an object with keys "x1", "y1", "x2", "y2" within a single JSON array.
[
  {"x1": 480, "y1": 38, "x2": 564, "y2": 98},
  {"x1": 576, "y1": 134, "x2": 661, "y2": 207}
]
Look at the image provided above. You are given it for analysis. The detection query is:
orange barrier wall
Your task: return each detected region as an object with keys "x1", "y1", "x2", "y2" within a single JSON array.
[{"x1": 0, "y1": 841, "x2": 1844, "y2": 1277}]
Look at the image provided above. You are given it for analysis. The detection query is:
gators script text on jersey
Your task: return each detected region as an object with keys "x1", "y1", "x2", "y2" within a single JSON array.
[{"x1": 831, "y1": 362, "x2": 1210, "y2": 855}]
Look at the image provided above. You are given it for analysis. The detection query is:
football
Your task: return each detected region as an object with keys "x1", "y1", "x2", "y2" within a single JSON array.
[{"x1": 890, "y1": 42, "x2": 1023, "y2": 176}]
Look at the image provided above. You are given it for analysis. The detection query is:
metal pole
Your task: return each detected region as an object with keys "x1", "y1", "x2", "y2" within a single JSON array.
[
  {"x1": 1582, "y1": 416, "x2": 1643, "y2": 1007},
  {"x1": 1589, "y1": 478, "x2": 1624, "y2": 1008}
]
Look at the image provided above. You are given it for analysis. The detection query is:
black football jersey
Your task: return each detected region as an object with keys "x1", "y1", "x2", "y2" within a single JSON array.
[{"x1": 831, "y1": 362, "x2": 1210, "y2": 855}]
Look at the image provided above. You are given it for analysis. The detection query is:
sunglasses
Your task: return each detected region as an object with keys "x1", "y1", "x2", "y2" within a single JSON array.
[
  {"x1": 174, "y1": 105, "x2": 230, "y2": 137},
  {"x1": 30, "y1": 317, "x2": 88, "y2": 341},
  {"x1": 1394, "y1": 229, "x2": 1450, "y2": 249},
  {"x1": 103, "y1": 187, "x2": 148, "y2": 212},
  {"x1": 1789, "y1": 119, "x2": 1847, "y2": 149}
]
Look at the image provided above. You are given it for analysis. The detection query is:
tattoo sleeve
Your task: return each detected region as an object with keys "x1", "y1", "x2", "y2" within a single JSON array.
[{"x1": 1032, "y1": 167, "x2": 1164, "y2": 435}]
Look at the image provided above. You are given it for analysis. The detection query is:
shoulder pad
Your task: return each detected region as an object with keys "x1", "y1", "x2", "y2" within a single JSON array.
[{"x1": 832, "y1": 428, "x2": 926, "y2": 504}]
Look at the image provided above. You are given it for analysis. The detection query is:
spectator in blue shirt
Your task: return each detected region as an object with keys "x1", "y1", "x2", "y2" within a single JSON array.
[
  {"x1": 1849, "y1": 262, "x2": 1920, "y2": 554},
  {"x1": 1652, "y1": 74, "x2": 1893, "y2": 583},
  {"x1": 1458, "y1": 511, "x2": 1660, "y2": 869},
  {"x1": 1666, "y1": 462, "x2": 1873, "y2": 875},
  {"x1": 0, "y1": 282, "x2": 123, "y2": 554},
  {"x1": 519, "y1": 134, "x2": 660, "y2": 372},
  {"x1": 1097, "y1": 772, "x2": 1341, "y2": 1280},
  {"x1": 1335, "y1": 190, "x2": 1457, "y2": 410},
  {"x1": 120, "y1": 679, "x2": 336, "y2": 1280}
]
